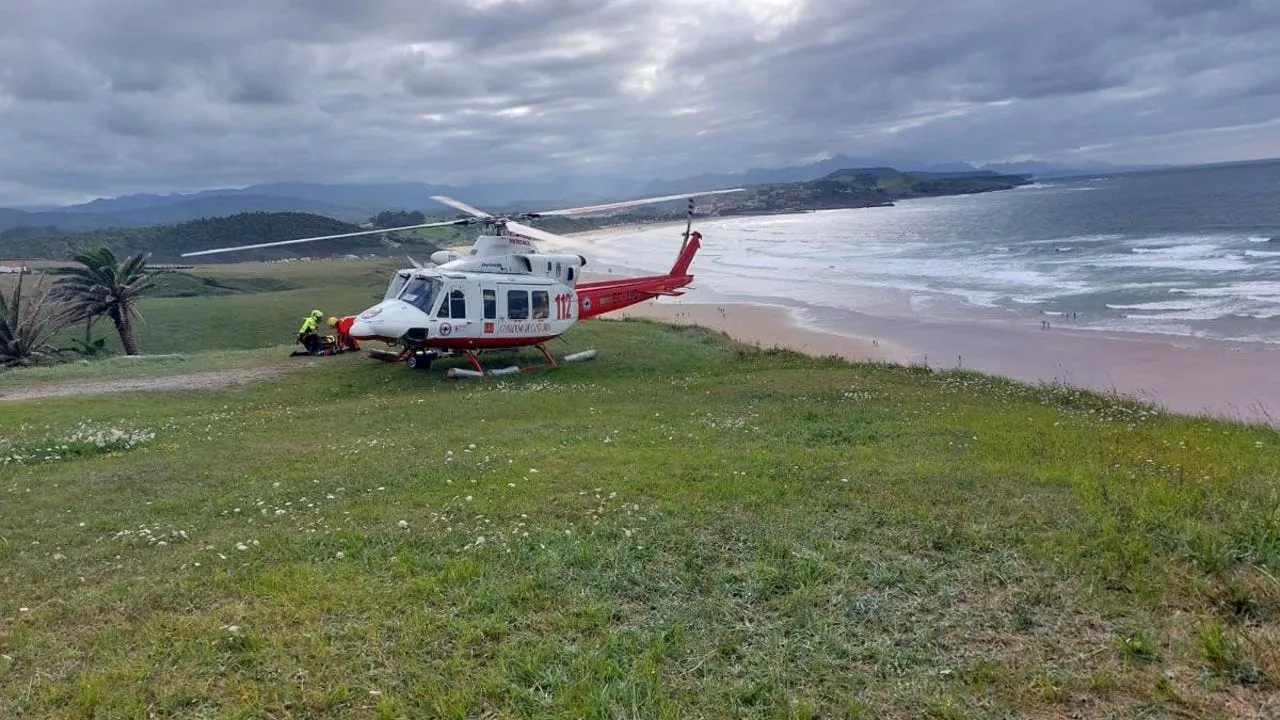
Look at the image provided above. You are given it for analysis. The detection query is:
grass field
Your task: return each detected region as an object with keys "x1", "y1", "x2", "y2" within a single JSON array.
[
  {"x1": 2, "y1": 261, "x2": 1279, "y2": 718},
  {"x1": 3, "y1": 259, "x2": 403, "y2": 356}
]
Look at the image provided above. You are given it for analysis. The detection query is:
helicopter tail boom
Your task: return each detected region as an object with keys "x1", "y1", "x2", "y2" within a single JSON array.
[{"x1": 574, "y1": 231, "x2": 702, "y2": 320}]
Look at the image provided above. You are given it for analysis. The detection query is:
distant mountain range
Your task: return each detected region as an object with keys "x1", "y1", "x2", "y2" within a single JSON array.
[
  {"x1": 1, "y1": 168, "x2": 1033, "y2": 263},
  {"x1": 0, "y1": 156, "x2": 1164, "y2": 234}
]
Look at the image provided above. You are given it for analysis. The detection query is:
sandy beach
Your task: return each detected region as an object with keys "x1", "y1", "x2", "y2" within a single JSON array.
[
  {"x1": 558, "y1": 223, "x2": 1280, "y2": 426},
  {"x1": 611, "y1": 297, "x2": 1280, "y2": 424},
  {"x1": 611, "y1": 300, "x2": 906, "y2": 364}
]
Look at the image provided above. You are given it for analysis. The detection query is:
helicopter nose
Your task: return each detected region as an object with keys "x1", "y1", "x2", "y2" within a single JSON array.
[{"x1": 349, "y1": 319, "x2": 376, "y2": 340}]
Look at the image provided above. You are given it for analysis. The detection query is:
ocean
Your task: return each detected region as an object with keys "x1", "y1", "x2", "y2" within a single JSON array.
[{"x1": 582, "y1": 160, "x2": 1280, "y2": 344}]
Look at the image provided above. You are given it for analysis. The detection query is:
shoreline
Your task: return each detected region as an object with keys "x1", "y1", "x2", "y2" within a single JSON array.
[
  {"x1": 560, "y1": 215, "x2": 1280, "y2": 425},
  {"x1": 613, "y1": 295, "x2": 1280, "y2": 425},
  {"x1": 610, "y1": 300, "x2": 907, "y2": 365}
]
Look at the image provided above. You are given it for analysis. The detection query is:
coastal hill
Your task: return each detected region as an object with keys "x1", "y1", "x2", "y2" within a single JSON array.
[
  {"x1": 0, "y1": 167, "x2": 1029, "y2": 261},
  {"x1": 701, "y1": 167, "x2": 1032, "y2": 215},
  {"x1": 1, "y1": 256, "x2": 1276, "y2": 717},
  {"x1": 0, "y1": 212, "x2": 433, "y2": 263},
  {"x1": 0, "y1": 161, "x2": 1036, "y2": 234}
]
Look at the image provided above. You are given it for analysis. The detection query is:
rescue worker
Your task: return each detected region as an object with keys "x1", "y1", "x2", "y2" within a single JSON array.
[
  {"x1": 297, "y1": 309, "x2": 325, "y2": 355},
  {"x1": 327, "y1": 315, "x2": 360, "y2": 352}
]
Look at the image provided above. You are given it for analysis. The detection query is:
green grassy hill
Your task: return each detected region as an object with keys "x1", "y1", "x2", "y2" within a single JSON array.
[
  {"x1": 709, "y1": 168, "x2": 1033, "y2": 215},
  {"x1": 0, "y1": 260, "x2": 1277, "y2": 718},
  {"x1": 0, "y1": 212, "x2": 445, "y2": 263},
  {"x1": 0, "y1": 210, "x2": 686, "y2": 264}
]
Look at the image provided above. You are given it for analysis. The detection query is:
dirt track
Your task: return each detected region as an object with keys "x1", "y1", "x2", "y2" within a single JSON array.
[{"x1": 0, "y1": 366, "x2": 295, "y2": 402}]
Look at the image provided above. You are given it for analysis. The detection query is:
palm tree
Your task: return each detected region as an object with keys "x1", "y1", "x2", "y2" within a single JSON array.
[
  {"x1": 0, "y1": 272, "x2": 68, "y2": 367},
  {"x1": 52, "y1": 248, "x2": 156, "y2": 355}
]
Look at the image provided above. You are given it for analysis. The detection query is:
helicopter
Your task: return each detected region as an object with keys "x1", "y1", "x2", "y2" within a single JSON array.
[{"x1": 182, "y1": 188, "x2": 744, "y2": 374}]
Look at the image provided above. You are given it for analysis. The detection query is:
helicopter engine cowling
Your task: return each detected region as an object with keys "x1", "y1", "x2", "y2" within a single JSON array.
[
  {"x1": 430, "y1": 250, "x2": 462, "y2": 265},
  {"x1": 529, "y1": 253, "x2": 588, "y2": 271}
]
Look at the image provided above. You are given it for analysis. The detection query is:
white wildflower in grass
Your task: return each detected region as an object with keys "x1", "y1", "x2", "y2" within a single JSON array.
[
  {"x1": 1, "y1": 421, "x2": 157, "y2": 467},
  {"x1": 397, "y1": 520, "x2": 409, "y2": 529}
]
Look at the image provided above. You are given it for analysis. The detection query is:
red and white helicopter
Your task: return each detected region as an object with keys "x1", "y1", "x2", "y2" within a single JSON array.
[{"x1": 182, "y1": 188, "x2": 742, "y2": 374}]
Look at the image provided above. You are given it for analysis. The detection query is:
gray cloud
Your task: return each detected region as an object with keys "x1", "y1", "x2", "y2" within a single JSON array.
[{"x1": 1, "y1": 0, "x2": 1279, "y2": 204}]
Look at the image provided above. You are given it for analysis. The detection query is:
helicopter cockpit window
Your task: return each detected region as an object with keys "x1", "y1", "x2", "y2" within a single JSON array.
[
  {"x1": 437, "y1": 289, "x2": 466, "y2": 318},
  {"x1": 384, "y1": 272, "x2": 411, "y2": 301},
  {"x1": 507, "y1": 290, "x2": 529, "y2": 320},
  {"x1": 399, "y1": 277, "x2": 441, "y2": 313},
  {"x1": 532, "y1": 290, "x2": 549, "y2": 319}
]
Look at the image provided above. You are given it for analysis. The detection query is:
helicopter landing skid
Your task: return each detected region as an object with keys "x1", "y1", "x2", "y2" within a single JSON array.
[
  {"x1": 463, "y1": 344, "x2": 558, "y2": 374},
  {"x1": 445, "y1": 344, "x2": 561, "y2": 380}
]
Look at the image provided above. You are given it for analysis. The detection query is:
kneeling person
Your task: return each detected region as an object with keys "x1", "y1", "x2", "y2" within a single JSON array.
[{"x1": 328, "y1": 315, "x2": 360, "y2": 352}]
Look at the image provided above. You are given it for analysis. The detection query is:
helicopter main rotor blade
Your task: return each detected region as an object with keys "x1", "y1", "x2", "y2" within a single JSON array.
[
  {"x1": 505, "y1": 220, "x2": 573, "y2": 245},
  {"x1": 429, "y1": 195, "x2": 493, "y2": 219},
  {"x1": 180, "y1": 219, "x2": 472, "y2": 257},
  {"x1": 531, "y1": 187, "x2": 746, "y2": 217}
]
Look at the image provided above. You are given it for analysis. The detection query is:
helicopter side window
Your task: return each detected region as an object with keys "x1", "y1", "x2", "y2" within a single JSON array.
[
  {"x1": 482, "y1": 289, "x2": 496, "y2": 319},
  {"x1": 507, "y1": 290, "x2": 529, "y2": 320},
  {"x1": 400, "y1": 277, "x2": 440, "y2": 313},
  {"x1": 436, "y1": 289, "x2": 466, "y2": 318},
  {"x1": 531, "y1": 290, "x2": 549, "y2": 319}
]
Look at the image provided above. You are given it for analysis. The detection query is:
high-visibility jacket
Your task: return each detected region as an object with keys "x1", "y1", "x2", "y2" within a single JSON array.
[{"x1": 298, "y1": 315, "x2": 319, "y2": 335}]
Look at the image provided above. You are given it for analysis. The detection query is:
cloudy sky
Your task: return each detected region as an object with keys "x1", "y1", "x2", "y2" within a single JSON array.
[{"x1": 2, "y1": 0, "x2": 1279, "y2": 205}]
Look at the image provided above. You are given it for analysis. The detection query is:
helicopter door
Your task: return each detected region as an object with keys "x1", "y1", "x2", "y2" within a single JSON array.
[{"x1": 434, "y1": 286, "x2": 473, "y2": 337}]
